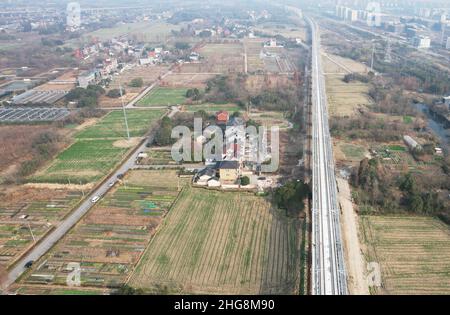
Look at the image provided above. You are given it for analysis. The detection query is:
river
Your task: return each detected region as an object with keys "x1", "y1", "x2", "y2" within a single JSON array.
[{"x1": 412, "y1": 103, "x2": 449, "y2": 153}]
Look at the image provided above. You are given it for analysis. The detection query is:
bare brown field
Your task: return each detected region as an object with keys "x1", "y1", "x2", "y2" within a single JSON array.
[
  {"x1": 245, "y1": 74, "x2": 291, "y2": 93},
  {"x1": 326, "y1": 74, "x2": 371, "y2": 117},
  {"x1": 360, "y1": 216, "x2": 450, "y2": 295},
  {"x1": 179, "y1": 43, "x2": 244, "y2": 74},
  {"x1": 244, "y1": 39, "x2": 265, "y2": 73},
  {"x1": 253, "y1": 24, "x2": 308, "y2": 41},
  {"x1": 129, "y1": 187, "x2": 303, "y2": 294},
  {"x1": 160, "y1": 73, "x2": 216, "y2": 88},
  {"x1": 0, "y1": 125, "x2": 69, "y2": 181},
  {"x1": 323, "y1": 53, "x2": 368, "y2": 74}
]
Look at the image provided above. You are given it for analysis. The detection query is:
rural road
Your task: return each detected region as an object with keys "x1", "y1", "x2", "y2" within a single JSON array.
[
  {"x1": 2, "y1": 106, "x2": 176, "y2": 291},
  {"x1": 337, "y1": 178, "x2": 369, "y2": 295}
]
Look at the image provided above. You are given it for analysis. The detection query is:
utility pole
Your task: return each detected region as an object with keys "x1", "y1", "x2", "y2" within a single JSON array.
[
  {"x1": 118, "y1": 78, "x2": 130, "y2": 140},
  {"x1": 27, "y1": 222, "x2": 36, "y2": 243}
]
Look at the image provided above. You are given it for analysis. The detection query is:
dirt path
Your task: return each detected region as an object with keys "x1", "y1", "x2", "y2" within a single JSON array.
[{"x1": 337, "y1": 177, "x2": 369, "y2": 295}]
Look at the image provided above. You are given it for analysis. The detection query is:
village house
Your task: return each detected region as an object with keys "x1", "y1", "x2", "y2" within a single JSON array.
[
  {"x1": 216, "y1": 110, "x2": 229, "y2": 125},
  {"x1": 216, "y1": 160, "x2": 240, "y2": 184}
]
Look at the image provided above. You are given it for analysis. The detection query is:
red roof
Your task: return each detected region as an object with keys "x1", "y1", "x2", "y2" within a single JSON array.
[{"x1": 216, "y1": 110, "x2": 229, "y2": 122}]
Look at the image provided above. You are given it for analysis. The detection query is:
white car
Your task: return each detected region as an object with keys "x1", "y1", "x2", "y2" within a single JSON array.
[
  {"x1": 91, "y1": 196, "x2": 100, "y2": 203},
  {"x1": 108, "y1": 181, "x2": 115, "y2": 187}
]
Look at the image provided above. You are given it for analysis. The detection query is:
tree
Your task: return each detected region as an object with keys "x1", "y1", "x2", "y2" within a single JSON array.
[
  {"x1": 240, "y1": 176, "x2": 250, "y2": 186},
  {"x1": 129, "y1": 78, "x2": 143, "y2": 88},
  {"x1": 175, "y1": 42, "x2": 190, "y2": 50},
  {"x1": 154, "y1": 116, "x2": 173, "y2": 146},
  {"x1": 113, "y1": 285, "x2": 144, "y2": 295},
  {"x1": 186, "y1": 88, "x2": 201, "y2": 100},
  {"x1": 409, "y1": 194, "x2": 424, "y2": 213},
  {"x1": 399, "y1": 173, "x2": 415, "y2": 193},
  {"x1": 273, "y1": 180, "x2": 310, "y2": 215},
  {"x1": 107, "y1": 89, "x2": 124, "y2": 98}
]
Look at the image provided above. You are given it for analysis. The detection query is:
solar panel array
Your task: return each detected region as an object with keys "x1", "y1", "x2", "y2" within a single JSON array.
[
  {"x1": 0, "y1": 107, "x2": 71, "y2": 122},
  {"x1": 12, "y1": 90, "x2": 68, "y2": 105}
]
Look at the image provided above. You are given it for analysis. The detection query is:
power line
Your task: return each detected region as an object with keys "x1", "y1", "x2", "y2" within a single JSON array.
[{"x1": 118, "y1": 77, "x2": 130, "y2": 140}]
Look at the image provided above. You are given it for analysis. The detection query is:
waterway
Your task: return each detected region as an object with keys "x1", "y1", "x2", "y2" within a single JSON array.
[{"x1": 413, "y1": 103, "x2": 449, "y2": 152}]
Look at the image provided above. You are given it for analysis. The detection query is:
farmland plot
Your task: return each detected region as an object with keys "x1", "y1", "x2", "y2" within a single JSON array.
[
  {"x1": 19, "y1": 170, "x2": 184, "y2": 291},
  {"x1": 32, "y1": 109, "x2": 164, "y2": 184},
  {"x1": 32, "y1": 139, "x2": 128, "y2": 184},
  {"x1": 360, "y1": 216, "x2": 450, "y2": 294},
  {"x1": 76, "y1": 109, "x2": 164, "y2": 139},
  {"x1": 137, "y1": 88, "x2": 188, "y2": 107},
  {"x1": 0, "y1": 188, "x2": 83, "y2": 268},
  {"x1": 130, "y1": 187, "x2": 303, "y2": 294},
  {"x1": 326, "y1": 74, "x2": 371, "y2": 117},
  {"x1": 181, "y1": 43, "x2": 244, "y2": 73}
]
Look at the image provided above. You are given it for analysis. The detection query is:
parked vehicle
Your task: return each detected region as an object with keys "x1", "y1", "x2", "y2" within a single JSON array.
[
  {"x1": 91, "y1": 196, "x2": 100, "y2": 203},
  {"x1": 24, "y1": 260, "x2": 34, "y2": 268}
]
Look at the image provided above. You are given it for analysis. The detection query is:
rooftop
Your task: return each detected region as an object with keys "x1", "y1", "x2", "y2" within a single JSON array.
[{"x1": 216, "y1": 160, "x2": 239, "y2": 169}]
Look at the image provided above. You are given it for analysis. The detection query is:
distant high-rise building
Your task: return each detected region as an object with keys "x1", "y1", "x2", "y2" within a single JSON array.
[
  {"x1": 366, "y1": 2, "x2": 381, "y2": 27},
  {"x1": 66, "y1": 2, "x2": 81, "y2": 32},
  {"x1": 446, "y1": 36, "x2": 450, "y2": 50},
  {"x1": 412, "y1": 36, "x2": 431, "y2": 49}
]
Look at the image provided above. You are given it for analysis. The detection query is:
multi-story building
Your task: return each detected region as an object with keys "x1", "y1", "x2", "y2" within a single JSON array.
[{"x1": 412, "y1": 36, "x2": 431, "y2": 49}]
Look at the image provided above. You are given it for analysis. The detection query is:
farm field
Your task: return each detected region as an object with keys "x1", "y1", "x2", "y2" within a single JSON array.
[
  {"x1": 254, "y1": 25, "x2": 307, "y2": 41},
  {"x1": 250, "y1": 111, "x2": 290, "y2": 129},
  {"x1": 129, "y1": 187, "x2": 304, "y2": 294},
  {"x1": 70, "y1": 21, "x2": 182, "y2": 44},
  {"x1": 161, "y1": 73, "x2": 215, "y2": 88},
  {"x1": 31, "y1": 139, "x2": 128, "y2": 184},
  {"x1": 322, "y1": 53, "x2": 368, "y2": 74},
  {"x1": 137, "y1": 87, "x2": 188, "y2": 107},
  {"x1": 181, "y1": 43, "x2": 244, "y2": 73},
  {"x1": 360, "y1": 216, "x2": 450, "y2": 294},
  {"x1": 183, "y1": 103, "x2": 242, "y2": 113},
  {"x1": 244, "y1": 39, "x2": 265, "y2": 73},
  {"x1": 76, "y1": 109, "x2": 164, "y2": 139},
  {"x1": 333, "y1": 141, "x2": 368, "y2": 165},
  {"x1": 140, "y1": 147, "x2": 176, "y2": 165},
  {"x1": 0, "y1": 187, "x2": 83, "y2": 268},
  {"x1": 325, "y1": 74, "x2": 371, "y2": 117},
  {"x1": 31, "y1": 109, "x2": 164, "y2": 184},
  {"x1": 17, "y1": 170, "x2": 186, "y2": 291}
]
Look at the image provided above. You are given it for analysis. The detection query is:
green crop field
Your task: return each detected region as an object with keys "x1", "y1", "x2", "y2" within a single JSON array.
[
  {"x1": 130, "y1": 187, "x2": 304, "y2": 294},
  {"x1": 403, "y1": 116, "x2": 413, "y2": 124},
  {"x1": 137, "y1": 88, "x2": 188, "y2": 106},
  {"x1": 32, "y1": 139, "x2": 128, "y2": 183},
  {"x1": 31, "y1": 109, "x2": 164, "y2": 184},
  {"x1": 341, "y1": 143, "x2": 366, "y2": 160},
  {"x1": 76, "y1": 109, "x2": 164, "y2": 139}
]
